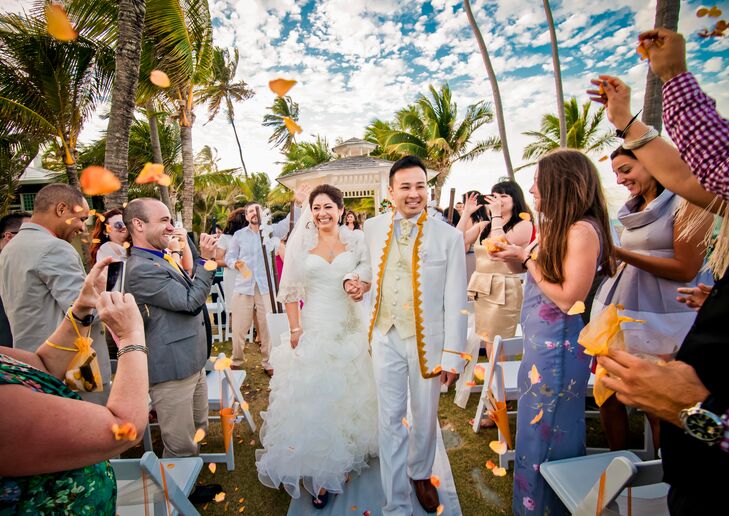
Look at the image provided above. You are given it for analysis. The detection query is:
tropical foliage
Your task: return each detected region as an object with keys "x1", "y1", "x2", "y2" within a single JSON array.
[
  {"x1": 262, "y1": 96, "x2": 300, "y2": 152},
  {"x1": 520, "y1": 97, "x2": 617, "y2": 168},
  {"x1": 278, "y1": 136, "x2": 333, "y2": 176},
  {"x1": 366, "y1": 83, "x2": 500, "y2": 201},
  {"x1": 197, "y1": 46, "x2": 254, "y2": 176},
  {"x1": 0, "y1": 11, "x2": 114, "y2": 188}
]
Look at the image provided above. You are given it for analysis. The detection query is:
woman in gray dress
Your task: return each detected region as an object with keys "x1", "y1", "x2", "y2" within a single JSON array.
[{"x1": 591, "y1": 146, "x2": 714, "y2": 451}]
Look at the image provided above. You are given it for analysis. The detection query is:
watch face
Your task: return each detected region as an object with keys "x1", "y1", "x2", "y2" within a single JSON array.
[{"x1": 686, "y1": 411, "x2": 724, "y2": 442}]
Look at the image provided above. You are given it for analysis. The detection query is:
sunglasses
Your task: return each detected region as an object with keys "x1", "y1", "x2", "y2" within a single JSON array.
[{"x1": 111, "y1": 221, "x2": 126, "y2": 232}]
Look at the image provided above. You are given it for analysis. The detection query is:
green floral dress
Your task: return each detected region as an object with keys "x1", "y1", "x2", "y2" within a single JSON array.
[{"x1": 0, "y1": 354, "x2": 116, "y2": 515}]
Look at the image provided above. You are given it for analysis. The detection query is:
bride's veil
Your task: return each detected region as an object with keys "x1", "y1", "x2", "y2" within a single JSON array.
[{"x1": 277, "y1": 205, "x2": 317, "y2": 304}]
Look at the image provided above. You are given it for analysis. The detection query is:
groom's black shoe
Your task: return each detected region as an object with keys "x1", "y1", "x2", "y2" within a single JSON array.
[{"x1": 412, "y1": 478, "x2": 440, "y2": 513}]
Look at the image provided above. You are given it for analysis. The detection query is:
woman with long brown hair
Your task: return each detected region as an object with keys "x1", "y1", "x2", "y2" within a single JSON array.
[
  {"x1": 89, "y1": 209, "x2": 126, "y2": 267},
  {"x1": 493, "y1": 149, "x2": 615, "y2": 515}
]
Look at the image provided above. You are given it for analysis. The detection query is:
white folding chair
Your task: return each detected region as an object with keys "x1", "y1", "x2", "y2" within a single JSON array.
[
  {"x1": 206, "y1": 283, "x2": 226, "y2": 343},
  {"x1": 113, "y1": 451, "x2": 203, "y2": 516},
  {"x1": 266, "y1": 311, "x2": 290, "y2": 349},
  {"x1": 540, "y1": 450, "x2": 668, "y2": 515}
]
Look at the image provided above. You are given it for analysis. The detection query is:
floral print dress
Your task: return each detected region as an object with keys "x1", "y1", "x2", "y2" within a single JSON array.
[
  {"x1": 513, "y1": 223, "x2": 603, "y2": 515},
  {"x1": 0, "y1": 354, "x2": 116, "y2": 515}
]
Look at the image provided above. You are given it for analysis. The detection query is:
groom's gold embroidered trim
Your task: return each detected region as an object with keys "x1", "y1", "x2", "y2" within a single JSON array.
[
  {"x1": 411, "y1": 210, "x2": 439, "y2": 379},
  {"x1": 368, "y1": 213, "x2": 396, "y2": 343}
]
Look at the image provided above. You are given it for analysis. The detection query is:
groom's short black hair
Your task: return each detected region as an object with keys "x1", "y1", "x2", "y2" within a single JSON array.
[{"x1": 389, "y1": 155, "x2": 427, "y2": 184}]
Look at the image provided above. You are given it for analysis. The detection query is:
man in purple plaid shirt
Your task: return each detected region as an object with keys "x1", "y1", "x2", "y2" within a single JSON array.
[{"x1": 587, "y1": 28, "x2": 728, "y2": 516}]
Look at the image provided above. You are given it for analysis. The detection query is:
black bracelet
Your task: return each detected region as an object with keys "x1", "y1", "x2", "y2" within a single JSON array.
[
  {"x1": 117, "y1": 344, "x2": 148, "y2": 358},
  {"x1": 616, "y1": 109, "x2": 643, "y2": 138},
  {"x1": 522, "y1": 254, "x2": 532, "y2": 268}
]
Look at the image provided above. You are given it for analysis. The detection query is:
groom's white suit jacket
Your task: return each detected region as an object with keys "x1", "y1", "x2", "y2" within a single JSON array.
[{"x1": 364, "y1": 211, "x2": 469, "y2": 379}]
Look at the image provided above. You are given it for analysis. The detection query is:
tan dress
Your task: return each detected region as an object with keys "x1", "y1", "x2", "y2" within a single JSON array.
[{"x1": 467, "y1": 244, "x2": 523, "y2": 342}]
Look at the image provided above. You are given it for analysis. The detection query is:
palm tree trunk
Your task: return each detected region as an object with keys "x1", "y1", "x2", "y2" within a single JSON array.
[
  {"x1": 642, "y1": 0, "x2": 680, "y2": 133},
  {"x1": 463, "y1": 0, "x2": 515, "y2": 180},
  {"x1": 179, "y1": 109, "x2": 195, "y2": 229},
  {"x1": 66, "y1": 162, "x2": 79, "y2": 189},
  {"x1": 230, "y1": 117, "x2": 248, "y2": 178},
  {"x1": 543, "y1": 0, "x2": 566, "y2": 147},
  {"x1": 146, "y1": 102, "x2": 173, "y2": 211},
  {"x1": 104, "y1": 0, "x2": 146, "y2": 209}
]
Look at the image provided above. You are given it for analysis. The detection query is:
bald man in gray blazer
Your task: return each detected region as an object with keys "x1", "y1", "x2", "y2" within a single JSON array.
[{"x1": 123, "y1": 198, "x2": 218, "y2": 458}]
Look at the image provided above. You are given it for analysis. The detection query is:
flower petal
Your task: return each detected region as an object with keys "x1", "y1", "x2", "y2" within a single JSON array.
[
  {"x1": 46, "y1": 4, "x2": 77, "y2": 41},
  {"x1": 269, "y1": 78, "x2": 297, "y2": 97},
  {"x1": 150, "y1": 70, "x2": 171, "y2": 88},
  {"x1": 80, "y1": 166, "x2": 121, "y2": 196}
]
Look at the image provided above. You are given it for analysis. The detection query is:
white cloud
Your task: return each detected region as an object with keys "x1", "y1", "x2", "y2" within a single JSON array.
[{"x1": 703, "y1": 56, "x2": 723, "y2": 73}]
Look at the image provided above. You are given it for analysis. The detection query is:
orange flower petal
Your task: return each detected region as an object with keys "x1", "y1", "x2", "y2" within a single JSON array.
[
  {"x1": 150, "y1": 70, "x2": 171, "y2": 88},
  {"x1": 92, "y1": 238, "x2": 101, "y2": 244},
  {"x1": 80, "y1": 166, "x2": 121, "y2": 196},
  {"x1": 492, "y1": 467, "x2": 507, "y2": 477},
  {"x1": 433, "y1": 365, "x2": 442, "y2": 374},
  {"x1": 73, "y1": 205, "x2": 84, "y2": 213},
  {"x1": 65, "y1": 218, "x2": 74, "y2": 225},
  {"x1": 88, "y1": 209, "x2": 97, "y2": 216},
  {"x1": 136, "y1": 162, "x2": 165, "y2": 184},
  {"x1": 709, "y1": 6, "x2": 722, "y2": 17},
  {"x1": 530, "y1": 408, "x2": 544, "y2": 425},
  {"x1": 241, "y1": 401, "x2": 250, "y2": 411},
  {"x1": 166, "y1": 463, "x2": 175, "y2": 469},
  {"x1": 599, "y1": 155, "x2": 609, "y2": 162},
  {"x1": 123, "y1": 241, "x2": 131, "y2": 249},
  {"x1": 436, "y1": 505, "x2": 444, "y2": 515},
  {"x1": 214, "y1": 492, "x2": 226, "y2": 503},
  {"x1": 460, "y1": 352, "x2": 472, "y2": 361},
  {"x1": 45, "y1": 4, "x2": 77, "y2": 41},
  {"x1": 482, "y1": 235, "x2": 509, "y2": 253},
  {"x1": 465, "y1": 381, "x2": 476, "y2": 387},
  {"x1": 430, "y1": 475, "x2": 441, "y2": 488},
  {"x1": 111, "y1": 422, "x2": 138, "y2": 441},
  {"x1": 489, "y1": 440, "x2": 507, "y2": 455},
  {"x1": 402, "y1": 417, "x2": 410, "y2": 429},
  {"x1": 518, "y1": 212, "x2": 531, "y2": 221},
  {"x1": 194, "y1": 428, "x2": 206, "y2": 444},
  {"x1": 157, "y1": 173, "x2": 173, "y2": 186},
  {"x1": 283, "y1": 117, "x2": 302, "y2": 135},
  {"x1": 528, "y1": 364, "x2": 541, "y2": 384},
  {"x1": 473, "y1": 364, "x2": 485, "y2": 381},
  {"x1": 97, "y1": 214, "x2": 105, "y2": 222},
  {"x1": 697, "y1": 7, "x2": 709, "y2": 17},
  {"x1": 204, "y1": 260, "x2": 218, "y2": 271},
  {"x1": 567, "y1": 300, "x2": 586, "y2": 315},
  {"x1": 269, "y1": 78, "x2": 297, "y2": 97},
  {"x1": 214, "y1": 357, "x2": 232, "y2": 371},
  {"x1": 486, "y1": 459, "x2": 496, "y2": 470},
  {"x1": 636, "y1": 42, "x2": 649, "y2": 60},
  {"x1": 208, "y1": 463, "x2": 217, "y2": 474},
  {"x1": 350, "y1": 507, "x2": 358, "y2": 511}
]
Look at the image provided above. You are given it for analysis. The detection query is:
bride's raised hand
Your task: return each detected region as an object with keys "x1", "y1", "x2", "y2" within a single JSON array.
[{"x1": 290, "y1": 328, "x2": 302, "y2": 349}]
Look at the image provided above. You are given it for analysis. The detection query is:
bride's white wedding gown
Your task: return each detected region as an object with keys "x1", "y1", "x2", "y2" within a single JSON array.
[{"x1": 255, "y1": 246, "x2": 378, "y2": 499}]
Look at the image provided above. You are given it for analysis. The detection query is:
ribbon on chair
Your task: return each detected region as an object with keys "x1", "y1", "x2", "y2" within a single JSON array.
[{"x1": 484, "y1": 343, "x2": 513, "y2": 449}]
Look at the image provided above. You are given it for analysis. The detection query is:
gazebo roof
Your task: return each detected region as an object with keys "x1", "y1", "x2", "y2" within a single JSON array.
[
  {"x1": 18, "y1": 155, "x2": 61, "y2": 185},
  {"x1": 281, "y1": 155, "x2": 394, "y2": 179}
]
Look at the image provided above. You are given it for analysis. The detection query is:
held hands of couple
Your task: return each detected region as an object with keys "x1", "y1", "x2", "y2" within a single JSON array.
[{"x1": 344, "y1": 278, "x2": 368, "y2": 302}]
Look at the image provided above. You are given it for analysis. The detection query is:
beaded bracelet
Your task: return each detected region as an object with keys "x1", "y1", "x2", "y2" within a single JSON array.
[
  {"x1": 622, "y1": 126, "x2": 659, "y2": 150},
  {"x1": 117, "y1": 344, "x2": 148, "y2": 358}
]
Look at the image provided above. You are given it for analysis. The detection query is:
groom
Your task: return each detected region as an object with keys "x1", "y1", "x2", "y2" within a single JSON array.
[{"x1": 357, "y1": 155, "x2": 468, "y2": 514}]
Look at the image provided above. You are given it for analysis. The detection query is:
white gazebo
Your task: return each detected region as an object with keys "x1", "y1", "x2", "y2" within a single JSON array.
[{"x1": 276, "y1": 137, "x2": 437, "y2": 207}]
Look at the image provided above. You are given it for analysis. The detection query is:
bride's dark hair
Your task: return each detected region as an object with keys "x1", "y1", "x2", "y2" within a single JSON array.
[{"x1": 308, "y1": 184, "x2": 344, "y2": 210}]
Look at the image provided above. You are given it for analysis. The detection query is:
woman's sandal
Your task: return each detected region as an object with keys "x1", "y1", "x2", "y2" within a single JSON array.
[{"x1": 312, "y1": 490, "x2": 330, "y2": 509}]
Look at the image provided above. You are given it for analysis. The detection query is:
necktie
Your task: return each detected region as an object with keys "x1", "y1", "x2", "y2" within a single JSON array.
[
  {"x1": 163, "y1": 253, "x2": 185, "y2": 277},
  {"x1": 398, "y1": 219, "x2": 413, "y2": 245}
]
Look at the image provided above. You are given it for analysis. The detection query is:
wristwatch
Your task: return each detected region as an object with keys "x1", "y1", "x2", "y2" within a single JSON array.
[
  {"x1": 679, "y1": 397, "x2": 726, "y2": 444},
  {"x1": 68, "y1": 308, "x2": 96, "y2": 327}
]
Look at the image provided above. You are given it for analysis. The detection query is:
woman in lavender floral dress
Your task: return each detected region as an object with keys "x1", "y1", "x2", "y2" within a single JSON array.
[{"x1": 493, "y1": 150, "x2": 616, "y2": 515}]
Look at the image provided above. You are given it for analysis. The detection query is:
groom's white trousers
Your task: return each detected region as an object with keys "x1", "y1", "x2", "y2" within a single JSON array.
[{"x1": 372, "y1": 328, "x2": 441, "y2": 516}]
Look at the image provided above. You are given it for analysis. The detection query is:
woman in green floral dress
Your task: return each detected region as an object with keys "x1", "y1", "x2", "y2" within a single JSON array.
[{"x1": 0, "y1": 259, "x2": 149, "y2": 515}]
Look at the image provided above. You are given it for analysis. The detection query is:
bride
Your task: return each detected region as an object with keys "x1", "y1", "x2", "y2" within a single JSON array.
[{"x1": 255, "y1": 184, "x2": 378, "y2": 508}]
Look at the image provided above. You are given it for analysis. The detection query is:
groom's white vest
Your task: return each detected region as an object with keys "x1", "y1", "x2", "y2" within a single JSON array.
[{"x1": 364, "y1": 210, "x2": 469, "y2": 379}]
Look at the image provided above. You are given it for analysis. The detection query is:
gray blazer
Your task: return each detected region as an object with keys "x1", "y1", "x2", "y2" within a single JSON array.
[
  {"x1": 0, "y1": 223, "x2": 111, "y2": 382},
  {"x1": 125, "y1": 247, "x2": 213, "y2": 385}
]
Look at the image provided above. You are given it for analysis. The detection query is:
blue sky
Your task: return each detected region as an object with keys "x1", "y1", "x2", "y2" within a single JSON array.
[{"x1": 6, "y1": 0, "x2": 729, "y2": 212}]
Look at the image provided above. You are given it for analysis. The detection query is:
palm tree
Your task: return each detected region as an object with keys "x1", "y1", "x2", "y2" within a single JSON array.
[
  {"x1": 140, "y1": 0, "x2": 214, "y2": 229},
  {"x1": 278, "y1": 136, "x2": 333, "y2": 176},
  {"x1": 0, "y1": 130, "x2": 40, "y2": 215},
  {"x1": 642, "y1": 0, "x2": 680, "y2": 132},
  {"x1": 521, "y1": 97, "x2": 617, "y2": 167},
  {"x1": 262, "y1": 96, "x2": 300, "y2": 152},
  {"x1": 462, "y1": 0, "x2": 515, "y2": 180},
  {"x1": 366, "y1": 83, "x2": 500, "y2": 201},
  {"x1": 197, "y1": 46, "x2": 254, "y2": 176},
  {"x1": 542, "y1": 0, "x2": 566, "y2": 147},
  {"x1": 103, "y1": 0, "x2": 147, "y2": 209},
  {"x1": 0, "y1": 13, "x2": 115, "y2": 188}
]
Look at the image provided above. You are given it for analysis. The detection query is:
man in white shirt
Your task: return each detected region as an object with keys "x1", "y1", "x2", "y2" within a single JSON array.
[{"x1": 225, "y1": 196, "x2": 303, "y2": 376}]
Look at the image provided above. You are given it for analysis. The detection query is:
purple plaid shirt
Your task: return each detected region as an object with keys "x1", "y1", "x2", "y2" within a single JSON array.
[{"x1": 663, "y1": 72, "x2": 729, "y2": 201}]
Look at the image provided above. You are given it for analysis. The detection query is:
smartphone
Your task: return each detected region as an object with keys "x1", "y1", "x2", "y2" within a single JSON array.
[{"x1": 105, "y1": 261, "x2": 126, "y2": 293}]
